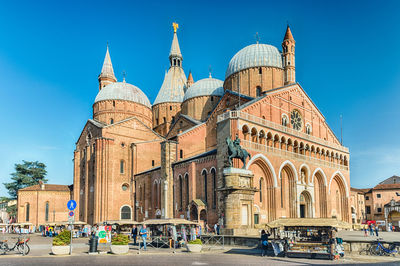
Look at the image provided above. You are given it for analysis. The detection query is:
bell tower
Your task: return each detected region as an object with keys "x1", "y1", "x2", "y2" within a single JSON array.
[
  {"x1": 282, "y1": 25, "x2": 296, "y2": 85},
  {"x1": 98, "y1": 44, "x2": 117, "y2": 90}
]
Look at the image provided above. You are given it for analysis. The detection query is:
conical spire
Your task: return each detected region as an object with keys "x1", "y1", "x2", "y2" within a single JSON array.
[
  {"x1": 283, "y1": 25, "x2": 294, "y2": 41},
  {"x1": 99, "y1": 44, "x2": 116, "y2": 80},
  {"x1": 187, "y1": 71, "x2": 194, "y2": 88},
  {"x1": 169, "y1": 22, "x2": 182, "y2": 59}
]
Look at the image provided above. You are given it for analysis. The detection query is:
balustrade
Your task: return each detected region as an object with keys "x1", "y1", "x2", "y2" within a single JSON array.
[
  {"x1": 240, "y1": 139, "x2": 348, "y2": 171},
  {"x1": 218, "y1": 111, "x2": 349, "y2": 153}
]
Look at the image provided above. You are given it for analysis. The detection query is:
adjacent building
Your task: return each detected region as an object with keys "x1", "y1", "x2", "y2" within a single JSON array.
[
  {"x1": 363, "y1": 176, "x2": 400, "y2": 229},
  {"x1": 350, "y1": 188, "x2": 366, "y2": 224},
  {"x1": 17, "y1": 182, "x2": 72, "y2": 226},
  {"x1": 0, "y1": 199, "x2": 17, "y2": 224}
]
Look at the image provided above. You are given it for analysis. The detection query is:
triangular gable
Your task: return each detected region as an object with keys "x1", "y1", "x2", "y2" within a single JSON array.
[
  {"x1": 76, "y1": 119, "x2": 105, "y2": 145},
  {"x1": 103, "y1": 117, "x2": 164, "y2": 141},
  {"x1": 239, "y1": 83, "x2": 342, "y2": 145},
  {"x1": 205, "y1": 90, "x2": 254, "y2": 124},
  {"x1": 166, "y1": 114, "x2": 200, "y2": 139}
]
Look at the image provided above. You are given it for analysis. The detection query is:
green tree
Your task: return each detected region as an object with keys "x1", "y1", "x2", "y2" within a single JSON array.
[{"x1": 3, "y1": 160, "x2": 48, "y2": 199}]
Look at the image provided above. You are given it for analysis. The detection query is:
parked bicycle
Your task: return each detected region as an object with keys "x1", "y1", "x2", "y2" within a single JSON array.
[
  {"x1": 0, "y1": 236, "x2": 30, "y2": 255},
  {"x1": 359, "y1": 239, "x2": 399, "y2": 256},
  {"x1": 370, "y1": 240, "x2": 399, "y2": 256}
]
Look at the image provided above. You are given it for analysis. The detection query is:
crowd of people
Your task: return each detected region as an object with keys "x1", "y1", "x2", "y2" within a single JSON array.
[{"x1": 128, "y1": 222, "x2": 221, "y2": 251}]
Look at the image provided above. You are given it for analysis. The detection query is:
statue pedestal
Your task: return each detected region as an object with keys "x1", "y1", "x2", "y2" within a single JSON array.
[{"x1": 220, "y1": 167, "x2": 257, "y2": 236}]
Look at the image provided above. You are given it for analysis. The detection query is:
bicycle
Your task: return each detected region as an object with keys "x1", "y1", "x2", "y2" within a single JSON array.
[
  {"x1": 369, "y1": 239, "x2": 399, "y2": 256},
  {"x1": 0, "y1": 236, "x2": 30, "y2": 255}
]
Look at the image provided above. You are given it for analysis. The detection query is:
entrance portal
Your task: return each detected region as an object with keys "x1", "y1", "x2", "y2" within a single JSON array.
[{"x1": 299, "y1": 191, "x2": 312, "y2": 218}]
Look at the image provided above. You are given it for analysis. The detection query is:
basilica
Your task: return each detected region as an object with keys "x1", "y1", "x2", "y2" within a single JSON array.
[{"x1": 72, "y1": 24, "x2": 351, "y2": 234}]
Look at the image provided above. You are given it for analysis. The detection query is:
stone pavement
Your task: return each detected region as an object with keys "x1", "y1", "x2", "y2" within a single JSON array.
[
  {"x1": 1, "y1": 250, "x2": 400, "y2": 266},
  {"x1": 338, "y1": 230, "x2": 400, "y2": 243},
  {"x1": 1, "y1": 233, "x2": 400, "y2": 265}
]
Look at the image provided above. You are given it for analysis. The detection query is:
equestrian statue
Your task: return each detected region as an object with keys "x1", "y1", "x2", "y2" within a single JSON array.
[{"x1": 226, "y1": 134, "x2": 251, "y2": 169}]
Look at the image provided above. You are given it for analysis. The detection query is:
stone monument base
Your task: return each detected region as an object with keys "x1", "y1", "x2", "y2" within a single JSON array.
[
  {"x1": 220, "y1": 167, "x2": 257, "y2": 236},
  {"x1": 222, "y1": 228, "x2": 260, "y2": 236}
]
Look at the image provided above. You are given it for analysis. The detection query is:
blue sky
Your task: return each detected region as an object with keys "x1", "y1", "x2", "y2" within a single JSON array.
[{"x1": 0, "y1": 0, "x2": 399, "y2": 196}]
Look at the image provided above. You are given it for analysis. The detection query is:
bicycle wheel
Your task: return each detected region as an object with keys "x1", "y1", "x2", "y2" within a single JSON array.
[
  {"x1": 369, "y1": 244, "x2": 380, "y2": 256},
  {"x1": 17, "y1": 244, "x2": 30, "y2": 255},
  {"x1": 359, "y1": 247, "x2": 369, "y2": 255}
]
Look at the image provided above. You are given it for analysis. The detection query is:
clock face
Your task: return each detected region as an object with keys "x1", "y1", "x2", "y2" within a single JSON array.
[{"x1": 290, "y1": 110, "x2": 302, "y2": 131}]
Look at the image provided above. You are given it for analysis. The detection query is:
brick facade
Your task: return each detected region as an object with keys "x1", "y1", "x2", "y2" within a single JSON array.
[{"x1": 17, "y1": 184, "x2": 72, "y2": 226}]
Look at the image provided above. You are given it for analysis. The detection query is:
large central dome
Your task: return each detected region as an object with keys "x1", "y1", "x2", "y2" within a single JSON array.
[
  {"x1": 94, "y1": 81, "x2": 151, "y2": 108},
  {"x1": 225, "y1": 43, "x2": 283, "y2": 78}
]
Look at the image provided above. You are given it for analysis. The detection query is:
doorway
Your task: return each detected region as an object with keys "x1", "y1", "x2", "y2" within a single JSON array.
[
  {"x1": 300, "y1": 204, "x2": 306, "y2": 218},
  {"x1": 299, "y1": 191, "x2": 312, "y2": 218}
]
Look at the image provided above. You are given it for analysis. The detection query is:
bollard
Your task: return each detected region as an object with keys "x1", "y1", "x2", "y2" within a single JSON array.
[{"x1": 23, "y1": 234, "x2": 26, "y2": 256}]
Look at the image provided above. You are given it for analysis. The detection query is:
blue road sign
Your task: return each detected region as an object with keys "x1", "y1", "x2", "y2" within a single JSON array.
[
  {"x1": 67, "y1": 200, "x2": 77, "y2": 210},
  {"x1": 69, "y1": 211, "x2": 74, "y2": 217}
]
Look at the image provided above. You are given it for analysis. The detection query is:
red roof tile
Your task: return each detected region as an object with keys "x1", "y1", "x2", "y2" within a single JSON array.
[{"x1": 19, "y1": 184, "x2": 71, "y2": 192}]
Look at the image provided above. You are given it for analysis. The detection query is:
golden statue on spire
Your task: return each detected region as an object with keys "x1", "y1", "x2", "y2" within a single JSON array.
[{"x1": 172, "y1": 22, "x2": 179, "y2": 33}]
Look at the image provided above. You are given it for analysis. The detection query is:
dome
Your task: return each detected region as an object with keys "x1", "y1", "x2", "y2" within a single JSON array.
[
  {"x1": 94, "y1": 81, "x2": 151, "y2": 108},
  {"x1": 183, "y1": 77, "x2": 224, "y2": 102},
  {"x1": 225, "y1": 43, "x2": 283, "y2": 78}
]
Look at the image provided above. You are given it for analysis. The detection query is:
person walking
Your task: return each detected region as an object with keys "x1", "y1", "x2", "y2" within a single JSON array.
[
  {"x1": 363, "y1": 226, "x2": 368, "y2": 237},
  {"x1": 375, "y1": 225, "x2": 379, "y2": 237},
  {"x1": 131, "y1": 225, "x2": 138, "y2": 245},
  {"x1": 214, "y1": 223, "x2": 218, "y2": 235},
  {"x1": 369, "y1": 224, "x2": 374, "y2": 236},
  {"x1": 139, "y1": 225, "x2": 148, "y2": 251},
  {"x1": 260, "y1": 230, "x2": 270, "y2": 257}
]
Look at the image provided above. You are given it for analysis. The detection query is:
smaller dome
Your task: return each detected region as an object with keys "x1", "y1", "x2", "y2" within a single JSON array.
[
  {"x1": 94, "y1": 81, "x2": 151, "y2": 108},
  {"x1": 183, "y1": 77, "x2": 224, "y2": 102}
]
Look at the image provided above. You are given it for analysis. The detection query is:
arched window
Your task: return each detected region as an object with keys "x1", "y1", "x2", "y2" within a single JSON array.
[
  {"x1": 179, "y1": 176, "x2": 183, "y2": 210},
  {"x1": 258, "y1": 67, "x2": 262, "y2": 74},
  {"x1": 110, "y1": 118, "x2": 114, "y2": 124},
  {"x1": 282, "y1": 114, "x2": 288, "y2": 127},
  {"x1": 153, "y1": 182, "x2": 158, "y2": 209},
  {"x1": 256, "y1": 86, "x2": 262, "y2": 97},
  {"x1": 259, "y1": 178, "x2": 263, "y2": 202},
  {"x1": 45, "y1": 202, "x2": 49, "y2": 222},
  {"x1": 185, "y1": 174, "x2": 189, "y2": 207},
  {"x1": 202, "y1": 170, "x2": 208, "y2": 203},
  {"x1": 25, "y1": 203, "x2": 30, "y2": 222},
  {"x1": 120, "y1": 160, "x2": 125, "y2": 174},
  {"x1": 158, "y1": 182, "x2": 161, "y2": 209},
  {"x1": 113, "y1": 101, "x2": 115, "y2": 107},
  {"x1": 305, "y1": 123, "x2": 312, "y2": 135},
  {"x1": 170, "y1": 106, "x2": 172, "y2": 111},
  {"x1": 121, "y1": 206, "x2": 131, "y2": 220},
  {"x1": 211, "y1": 168, "x2": 216, "y2": 209}
]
